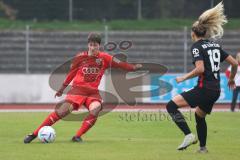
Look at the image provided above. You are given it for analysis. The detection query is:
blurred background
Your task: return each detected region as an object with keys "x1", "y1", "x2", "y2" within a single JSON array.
[{"x1": 0, "y1": 0, "x2": 239, "y2": 105}]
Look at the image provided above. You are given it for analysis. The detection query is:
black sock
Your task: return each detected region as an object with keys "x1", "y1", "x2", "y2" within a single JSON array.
[
  {"x1": 166, "y1": 100, "x2": 191, "y2": 135},
  {"x1": 195, "y1": 113, "x2": 207, "y2": 147}
]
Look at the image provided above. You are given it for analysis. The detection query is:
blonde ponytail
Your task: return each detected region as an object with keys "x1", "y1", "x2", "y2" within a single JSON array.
[{"x1": 192, "y1": 1, "x2": 228, "y2": 40}]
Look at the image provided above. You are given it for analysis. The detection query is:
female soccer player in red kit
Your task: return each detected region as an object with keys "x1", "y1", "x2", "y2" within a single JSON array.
[{"x1": 24, "y1": 33, "x2": 142, "y2": 143}]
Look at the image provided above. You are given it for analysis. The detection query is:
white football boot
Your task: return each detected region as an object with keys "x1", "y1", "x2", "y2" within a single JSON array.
[
  {"x1": 196, "y1": 147, "x2": 208, "y2": 153},
  {"x1": 177, "y1": 133, "x2": 198, "y2": 150}
]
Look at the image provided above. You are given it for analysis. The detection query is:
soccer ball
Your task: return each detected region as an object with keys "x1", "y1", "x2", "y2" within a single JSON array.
[{"x1": 38, "y1": 126, "x2": 56, "y2": 143}]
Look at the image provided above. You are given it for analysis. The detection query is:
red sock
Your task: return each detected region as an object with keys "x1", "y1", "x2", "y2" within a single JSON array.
[
  {"x1": 75, "y1": 114, "x2": 97, "y2": 137},
  {"x1": 33, "y1": 112, "x2": 60, "y2": 136}
]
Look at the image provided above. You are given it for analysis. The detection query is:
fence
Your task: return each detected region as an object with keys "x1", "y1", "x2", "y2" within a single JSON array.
[
  {"x1": 0, "y1": 26, "x2": 239, "y2": 74},
  {"x1": 1, "y1": 0, "x2": 240, "y2": 21}
]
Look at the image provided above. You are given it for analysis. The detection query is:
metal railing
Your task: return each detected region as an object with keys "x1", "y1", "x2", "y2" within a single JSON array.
[{"x1": 1, "y1": 26, "x2": 239, "y2": 74}]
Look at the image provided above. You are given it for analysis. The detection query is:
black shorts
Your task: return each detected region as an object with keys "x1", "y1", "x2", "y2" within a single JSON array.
[{"x1": 181, "y1": 86, "x2": 220, "y2": 114}]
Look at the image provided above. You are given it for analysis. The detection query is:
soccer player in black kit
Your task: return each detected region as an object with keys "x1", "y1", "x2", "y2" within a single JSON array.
[{"x1": 166, "y1": 2, "x2": 238, "y2": 153}]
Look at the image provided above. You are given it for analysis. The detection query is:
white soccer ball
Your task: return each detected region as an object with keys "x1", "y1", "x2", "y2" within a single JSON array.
[{"x1": 38, "y1": 126, "x2": 56, "y2": 143}]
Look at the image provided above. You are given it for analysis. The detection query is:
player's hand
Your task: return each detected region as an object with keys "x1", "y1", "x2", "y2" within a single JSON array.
[
  {"x1": 55, "y1": 90, "x2": 63, "y2": 98},
  {"x1": 134, "y1": 64, "x2": 142, "y2": 70},
  {"x1": 176, "y1": 76, "x2": 185, "y2": 83},
  {"x1": 228, "y1": 78, "x2": 236, "y2": 90}
]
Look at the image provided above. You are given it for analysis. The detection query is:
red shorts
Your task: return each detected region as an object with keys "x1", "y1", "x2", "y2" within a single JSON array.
[{"x1": 65, "y1": 87, "x2": 102, "y2": 110}]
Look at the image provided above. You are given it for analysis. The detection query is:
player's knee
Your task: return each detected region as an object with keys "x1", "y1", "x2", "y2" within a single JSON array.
[
  {"x1": 56, "y1": 109, "x2": 69, "y2": 118},
  {"x1": 195, "y1": 112, "x2": 206, "y2": 124},
  {"x1": 55, "y1": 103, "x2": 72, "y2": 118},
  {"x1": 166, "y1": 100, "x2": 178, "y2": 113},
  {"x1": 89, "y1": 101, "x2": 102, "y2": 116},
  {"x1": 195, "y1": 107, "x2": 206, "y2": 118}
]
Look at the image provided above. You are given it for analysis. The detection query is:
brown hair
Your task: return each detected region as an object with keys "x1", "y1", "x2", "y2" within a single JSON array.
[
  {"x1": 192, "y1": 1, "x2": 228, "y2": 40},
  {"x1": 87, "y1": 32, "x2": 101, "y2": 44}
]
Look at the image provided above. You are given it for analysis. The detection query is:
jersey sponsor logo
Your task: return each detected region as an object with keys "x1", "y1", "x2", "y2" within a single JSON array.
[
  {"x1": 82, "y1": 67, "x2": 100, "y2": 74},
  {"x1": 192, "y1": 48, "x2": 199, "y2": 57}
]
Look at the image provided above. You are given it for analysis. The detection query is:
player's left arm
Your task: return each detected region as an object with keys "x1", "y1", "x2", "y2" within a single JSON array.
[
  {"x1": 176, "y1": 60, "x2": 204, "y2": 83},
  {"x1": 111, "y1": 57, "x2": 142, "y2": 71},
  {"x1": 104, "y1": 53, "x2": 142, "y2": 71},
  {"x1": 176, "y1": 44, "x2": 204, "y2": 83}
]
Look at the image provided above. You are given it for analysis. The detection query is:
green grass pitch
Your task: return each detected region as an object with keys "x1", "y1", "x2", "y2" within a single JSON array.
[{"x1": 0, "y1": 112, "x2": 239, "y2": 160}]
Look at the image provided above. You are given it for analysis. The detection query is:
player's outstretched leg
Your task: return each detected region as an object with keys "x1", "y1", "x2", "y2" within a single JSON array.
[
  {"x1": 24, "y1": 102, "x2": 73, "y2": 143},
  {"x1": 72, "y1": 101, "x2": 101, "y2": 142},
  {"x1": 166, "y1": 97, "x2": 197, "y2": 150}
]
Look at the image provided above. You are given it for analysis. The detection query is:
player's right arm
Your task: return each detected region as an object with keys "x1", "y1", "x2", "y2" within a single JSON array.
[
  {"x1": 224, "y1": 55, "x2": 238, "y2": 89},
  {"x1": 55, "y1": 54, "x2": 82, "y2": 98},
  {"x1": 219, "y1": 47, "x2": 238, "y2": 89}
]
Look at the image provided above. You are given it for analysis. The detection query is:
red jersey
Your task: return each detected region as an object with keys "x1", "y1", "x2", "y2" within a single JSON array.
[{"x1": 63, "y1": 51, "x2": 135, "y2": 90}]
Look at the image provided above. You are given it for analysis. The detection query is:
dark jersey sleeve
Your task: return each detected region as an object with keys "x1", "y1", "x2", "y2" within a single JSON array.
[
  {"x1": 191, "y1": 43, "x2": 203, "y2": 64},
  {"x1": 220, "y1": 48, "x2": 229, "y2": 62}
]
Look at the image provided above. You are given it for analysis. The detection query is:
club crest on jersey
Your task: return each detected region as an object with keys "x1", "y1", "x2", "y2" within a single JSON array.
[
  {"x1": 192, "y1": 48, "x2": 199, "y2": 57},
  {"x1": 95, "y1": 58, "x2": 102, "y2": 65}
]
